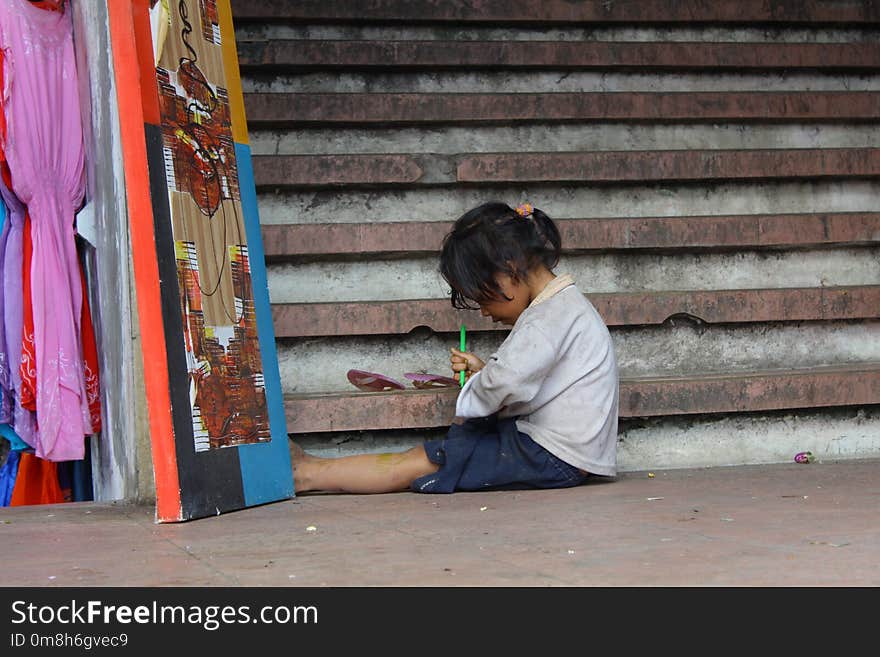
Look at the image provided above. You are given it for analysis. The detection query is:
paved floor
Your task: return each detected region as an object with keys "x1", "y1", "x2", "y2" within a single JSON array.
[{"x1": 1, "y1": 458, "x2": 878, "y2": 586}]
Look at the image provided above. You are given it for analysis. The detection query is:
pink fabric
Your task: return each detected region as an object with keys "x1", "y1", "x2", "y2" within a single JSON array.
[{"x1": 0, "y1": 0, "x2": 91, "y2": 461}]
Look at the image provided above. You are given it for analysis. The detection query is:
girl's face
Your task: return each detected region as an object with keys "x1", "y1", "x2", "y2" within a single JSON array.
[{"x1": 476, "y1": 273, "x2": 530, "y2": 326}]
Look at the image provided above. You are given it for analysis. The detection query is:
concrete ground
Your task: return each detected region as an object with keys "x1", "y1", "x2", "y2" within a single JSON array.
[{"x1": 1, "y1": 458, "x2": 878, "y2": 587}]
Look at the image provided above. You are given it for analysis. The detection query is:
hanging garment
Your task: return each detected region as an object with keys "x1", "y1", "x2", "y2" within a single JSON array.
[
  {"x1": 0, "y1": 0, "x2": 92, "y2": 461},
  {"x1": 0, "y1": 48, "x2": 9, "y2": 426},
  {"x1": 77, "y1": 245, "x2": 101, "y2": 433},
  {"x1": 56, "y1": 435, "x2": 93, "y2": 502},
  {"x1": 0, "y1": 175, "x2": 37, "y2": 447},
  {"x1": 19, "y1": 211, "x2": 34, "y2": 412},
  {"x1": 0, "y1": 43, "x2": 35, "y2": 453},
  {"x1": 9, "y1": 451, "x2": 64, "y2": 505},
  {"x1": 0, "y1": 194, "x2": 9, "y2": 423},
  {"x1": 0, "y1": 448, "x2": 21, "y2": 506},
  {"x1": 15, "y1": 214, "x2": 101, "y2": 436},
  {"x1": 31, "y1": 1, "x2": 65, "y2": 12}
]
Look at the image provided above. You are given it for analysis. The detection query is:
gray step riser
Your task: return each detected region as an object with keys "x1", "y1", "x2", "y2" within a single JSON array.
[
  {"x1": 242, "y1": 71, "x2": 880, "y2": 94},
  {"x1": 249, "y1": 124, "x2": 880, "y2": 156},
  {"x1": 294, "y1": 407, "x2": 880, "y2": 473},
  {"x1": 235, "y1": 25, "x2": 880, "y2": 42},
  {"x1": 267, "y1": 247, "x2": 880, "y2": 303},
  {"x1": 277, "y1": 320, "x2": 880, "y2": 395},
  {"x1": 254, "y1": 180, "x2": 880, "y2": 224}
]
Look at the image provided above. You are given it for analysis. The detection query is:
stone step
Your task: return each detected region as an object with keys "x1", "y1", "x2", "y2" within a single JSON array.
[
  {"x1": 237, "y1": 40, "x2": 880, "y2": 71},
  {"x1": 261, "y1": 212, "x2": 880, "y2": 258},
  {"x1": 267, "y1": 247, "x2": 878, "y2": 303},
  {"x1": 241, "y1": 70, "x2": 880, "y2": 95},
  {"x1": 249, "y1": 124, "x2": 880, "y2": 158},
  {"x1": 459, "y1": 148, "x2": 880, "y2": 184},
  {"x1": 276, "y1": 321, "x2": 880, "y2": 395},
  {"x1": 229, "y1": 0, "x2": 880, "y2": 25},
  {"x1": 243, "y1": 91, "x2": 880, "y2": 126},
  {"x1": 252, "y1": 148, "x2": 880, "y2": 188},
  {"x1": 270, "y1": 285, "x2": 880, "y2": 337},
  {"x1": 254, "y1": 181, "x2": 880, "y2": 225},
  {"x1": 284, "y1": 362, "x2": 880, "y2": 433}
]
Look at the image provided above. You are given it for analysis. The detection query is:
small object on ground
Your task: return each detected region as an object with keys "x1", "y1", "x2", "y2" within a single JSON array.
[
  {"x1": 648, "y1": 472, "x2": 655, "y2": 478},
  {"x1": 306, "y1": 525, "x2": 317, "y2": 532},
  {"x1": 646, "y1": 496, "x2": 664, "y2": 501},
  {"x1": 346, "y1": 369, "x2": 405, "y2": 392},
  {"x1": 404, "y1": 372, "x2": 460, "y2": 389},
  {"x1": 794, "y1": 451, "x2": 815, "y2": 464}
]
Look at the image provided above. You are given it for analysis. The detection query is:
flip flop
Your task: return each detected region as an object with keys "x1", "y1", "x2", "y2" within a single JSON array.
[
  {"x1": 404, "y1": 372, "x2": 460, "y2": 389},
  {"x1": 346, "y1": 369, "x2": 406, "y2": 392}
]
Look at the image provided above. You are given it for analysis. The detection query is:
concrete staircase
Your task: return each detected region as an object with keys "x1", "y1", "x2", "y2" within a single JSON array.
[{"x1": 229, "y1": 0, "x2": 880, "y2": 469}]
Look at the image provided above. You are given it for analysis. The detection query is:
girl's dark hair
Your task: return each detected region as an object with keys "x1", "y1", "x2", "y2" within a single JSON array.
[{"x1": 439, "y1": 201, "x2": 562, "y2": 310}]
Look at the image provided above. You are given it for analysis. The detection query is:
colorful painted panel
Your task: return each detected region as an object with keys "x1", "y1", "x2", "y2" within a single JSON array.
[
  {"x1": 155, "y1": 0, "x2": 268, "y2": 452},
  {"x1": 108, "y1": 0, "x2": 292, "y2": 522}
]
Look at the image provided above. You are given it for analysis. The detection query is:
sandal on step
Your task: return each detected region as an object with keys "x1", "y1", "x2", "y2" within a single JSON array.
[
  {"x1": 346, "y1": 369, "x2": 406, "y2": 392},
  {"x1": 404, "y1": 372, "x2": 460, "y2": 389}
]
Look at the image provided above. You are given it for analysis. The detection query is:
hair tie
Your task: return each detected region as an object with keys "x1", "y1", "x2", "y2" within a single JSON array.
[{"x1": 515, "y1": 203, "x2": 533, "y2": 218}]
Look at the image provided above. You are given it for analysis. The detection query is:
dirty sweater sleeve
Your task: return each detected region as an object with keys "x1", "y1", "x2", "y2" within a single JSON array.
[{"x1": 454, "y1": 321, "x2": 557, "y2": 418}]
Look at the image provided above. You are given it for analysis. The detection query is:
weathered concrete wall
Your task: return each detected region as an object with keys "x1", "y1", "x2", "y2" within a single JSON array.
[
  {"x1": 267, "y1": 249, "x2": 880, "y2": 303},
  {"x1": 278, "y1": 321, "x2": 880, "y2": 395},
  {"x1": 252, "y1": 181, "x2": 880, "y2": 225},
  {"x1": 294, "y1": 407, "x2": 880, "y2": 472}
]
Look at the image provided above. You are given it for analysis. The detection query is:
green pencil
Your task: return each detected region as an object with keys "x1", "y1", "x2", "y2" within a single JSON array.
[{"x1": 459, "y1": 324, "x2": 466, "y2": 387}]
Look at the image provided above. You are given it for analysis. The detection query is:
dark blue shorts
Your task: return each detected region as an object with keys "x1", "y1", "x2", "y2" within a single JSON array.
[{"x1": 411, "y1": 415, "x2": 589, "y2": 494}]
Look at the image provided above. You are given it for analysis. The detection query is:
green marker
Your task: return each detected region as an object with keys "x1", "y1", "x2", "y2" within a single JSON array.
[{"x1": 459, "y1": 324, "x2": 466, "y2": 387}]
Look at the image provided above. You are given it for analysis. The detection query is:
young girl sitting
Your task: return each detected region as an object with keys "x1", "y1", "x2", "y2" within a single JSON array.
[{"x1": 289, "y1": 201, "x2": 619, "y2": 494}]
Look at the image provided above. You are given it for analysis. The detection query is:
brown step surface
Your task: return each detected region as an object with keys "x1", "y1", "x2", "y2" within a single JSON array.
[
  {"x1": 457, "y1": 148, "x2": 880, "y2": 185},
  {"x1": 230, "y1": 0, "x2": 880, "y2": 25},
  {"x1": 261, "y1": 212, "x2": 880, "y2": 258},
  {"x1": 284, "y1": 362, "x2": 880, "y2": 433},
  {"x1": 237, "y1": 40, "x2": 880, "y2": 71},
  {"x1": 253, "y1": 154, "x2": 424, "y2": 187},
  {"x1": 272, "y1": 286, "x2": 880, "y2": 338},
  {"x1": 243, "y1": 91, "x2": 880, "y2": 127},
  {"x1": 253, "y1": 148, "x2": 880, "y2": 188}
]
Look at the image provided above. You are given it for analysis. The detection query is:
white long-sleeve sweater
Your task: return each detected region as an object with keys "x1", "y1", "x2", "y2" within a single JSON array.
[{"x1": 455, "y1": 275, "x2": 619, "y2": 476}]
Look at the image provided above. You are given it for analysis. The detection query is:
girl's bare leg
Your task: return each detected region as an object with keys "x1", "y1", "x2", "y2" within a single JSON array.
[{"x1": 289, "y1": 441, "x2": 439, "y2": 494}]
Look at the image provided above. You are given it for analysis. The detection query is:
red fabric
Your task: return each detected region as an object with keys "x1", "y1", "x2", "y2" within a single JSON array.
[
  {"x1": 31, "y1": 1, "x2": 65, "y2": 13},
  {"x1": 9, "y1": 452, "x2": 64, "y2": 506},
  {"x1": 20, "y1": 212, "x2": 36, "y2": 411},
  {"x1": 0, "y1": 50, "x2": 6, "y2": 148},
  {"x1": 79, "y1": 260, "x2": 101, "y2": 432}
]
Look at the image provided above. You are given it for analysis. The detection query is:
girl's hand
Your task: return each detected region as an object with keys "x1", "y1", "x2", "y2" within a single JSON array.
[{"x1": 450, "y1": 348, "x2": 485, "y2": 381}]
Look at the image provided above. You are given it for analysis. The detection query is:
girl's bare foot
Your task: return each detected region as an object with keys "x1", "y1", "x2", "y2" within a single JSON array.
[
  {"x1": 289, "y1": 439, "x2": 320, "y2": 492},
  {"x1": 288, "y1": 438, "x2": 307, "y2": 464}
]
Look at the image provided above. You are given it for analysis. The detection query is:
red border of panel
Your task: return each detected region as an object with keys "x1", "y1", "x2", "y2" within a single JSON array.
[{"x1": 107, "y1": 0, "x2": 181, "y2": 520}]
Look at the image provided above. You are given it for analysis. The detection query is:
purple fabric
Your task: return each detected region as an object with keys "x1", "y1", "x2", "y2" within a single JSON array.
[
  {"x1": 0, "y1": 0, "x2": 89, "y2": 461},
  {"x1": 0, "y1": 177, "x2": 36, "y2": 448},
  {"x1": 0, "y1": 206, "x2": 10, "y2": 425}
]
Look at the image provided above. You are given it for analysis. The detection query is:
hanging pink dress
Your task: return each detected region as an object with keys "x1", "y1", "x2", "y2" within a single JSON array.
[{"x1": 0, "y1": 0, "x2": 92, "y2": 461}]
